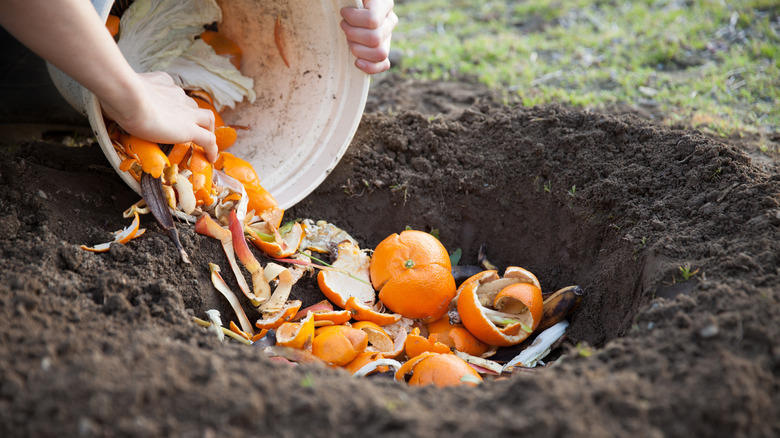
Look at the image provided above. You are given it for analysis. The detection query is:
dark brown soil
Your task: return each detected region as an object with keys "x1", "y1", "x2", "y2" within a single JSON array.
[{"x1": 1, "y1": 75, "x2": 779, "y2": 437}]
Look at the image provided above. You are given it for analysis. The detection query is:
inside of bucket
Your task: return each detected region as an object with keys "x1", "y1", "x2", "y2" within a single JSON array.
[{"x1": 217, "y1": 0, "x2": 369, "y2": 210}]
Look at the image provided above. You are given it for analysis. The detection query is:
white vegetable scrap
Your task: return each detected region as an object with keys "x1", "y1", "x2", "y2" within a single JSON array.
[
  {"x1": 205, "y1": 309, "x2": 224, "y2": 342},
  {"x1": 502, "y1": 320, "x2": 569, "y2": 371},
  {"x1": 117, "y1": 0, "x2": 256, "y2": 111}
]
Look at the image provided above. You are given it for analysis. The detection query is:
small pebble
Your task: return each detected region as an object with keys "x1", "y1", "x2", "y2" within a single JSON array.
[{"x1": 698, "y1": 324, "x2": 719, "y2": 339}]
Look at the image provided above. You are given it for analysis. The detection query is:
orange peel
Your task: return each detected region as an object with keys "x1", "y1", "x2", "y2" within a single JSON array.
[
  {"x1": 345, "y1": 352, "x2": 388, "y2": 375},
  {"x1": 229, "y1": 210, "x2": 271, "y2": 306},
  {"x1": 311, "y1": 325, "x2": 368, "y2": 366},
  {"x1": 215, "y1": 126, "x2": 238, "y2": 152},
  {"x1": 351, "y1": 321, "x2": 395, "y2": 354},
  {"x1": 394, "y1": 352, "x2": 482, "y2": 387},
  {"x1": 255, "y1": 300, "x2": 302, "y2": 330},
  {"x1": 345, "y1": 296, "x2": 402, "y2": 326},
  {"x1": 247, "y1": 221, "x2": 304, "y2": 259},
  {"x1": 447, "y1": 327, "x2": 490, "y2": 357},
  {"x1": 317, "y1": 240, "x2": 375, "y2": 309},
  {"x1": 200, "y1": 29, "x2": 243, "y2": 70},
  {"x1": 106, "y1": 14, "x2": 120, "y2": 38},
  {"x1": 456, "y1": 269, "x2": 544, "y2": 347},
  {"x1": 80, "y1": 211, "x2": 144, "y2": 252},
  {"x1": 404, "y1": 327, "x2": 451, "y2": 359},
  {"x1": 275, "y1": 312, "x2": 315, "y2": 351},
  {"x1": 229, "y1": 321, "x2": 252, "y2": 341},
  {"x1": 216, "y1": 152, "x2": 279, "y2": 219},
  {"x1": 119, "y1": 134, "x2": 170, "y2": 179},
  {"x1": 292, "y1": 301, "x2": 353, "y2": 326}
]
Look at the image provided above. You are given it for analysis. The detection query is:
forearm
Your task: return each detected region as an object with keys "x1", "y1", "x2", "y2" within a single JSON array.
[{"x1": 0, "y1": 0, "x2": 145, "y2": 123}]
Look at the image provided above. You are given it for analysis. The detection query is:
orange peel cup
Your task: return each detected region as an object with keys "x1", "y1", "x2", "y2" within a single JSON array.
[
  {"x1": 369, "y1": 230, "x2": 456, "y2": 322},
  {"x1": 395, "y1": 352, "x2": 482, "y2": 387},
  {"x1": 456, "y1": 269, "x2": 544, "y2": 347}
]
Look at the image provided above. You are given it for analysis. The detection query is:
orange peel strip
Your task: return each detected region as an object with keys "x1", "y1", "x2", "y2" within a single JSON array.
[
  {"x1": 80, "y1": 211, "x2": 143, "y2": 252},
  {"x1": 209, "y1": 263, "x2": 255, "y2": 335},
  {"x1": 195, "y1": 214, "x2": 253, "y2": 302},
  {"x1": 113, "y1": 211, "x2": 142, "y2": 244},
  {"x1": 345, "y1": 296, "x2": 402, "y2": 326},
  {"x1": 229, "y1": 321, "x2": 252, "y2": 341},
  {"x1": 229, "y1": 210, "x2": 271, "y2": 306},
  {"x1": 447, "y1": 327, "x2": 490, "y2": 357},
  {"x1": 274, "y1": 16, "x2": 290, "y2": 68},
  {"x1": 256, "y1": 263, "x2": 294, "y2": 315},
  {"x1": 292, "y1": 300, "x2": 333, "y2": 321}
]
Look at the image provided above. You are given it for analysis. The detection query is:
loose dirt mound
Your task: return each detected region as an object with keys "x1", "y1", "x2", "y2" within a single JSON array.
[{"x1": 1, "y1": 77, "x2": 778, "y2": 437}]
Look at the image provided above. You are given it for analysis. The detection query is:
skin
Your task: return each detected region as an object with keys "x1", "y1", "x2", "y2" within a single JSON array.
[
  {"x1": 0, "y1": 0, "x2": 397, "y2": 162},
  {"x1": 341, "y1": 0, "x2": 398, "y2": 75}
]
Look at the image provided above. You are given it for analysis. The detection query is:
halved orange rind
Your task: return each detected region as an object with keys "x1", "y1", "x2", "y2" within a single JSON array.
[
  {"x1": 311, "y1": 325, "x2": 368, "y2": 366},
  {"x1": 351, "y1": 321, "x2": 396, "y2": 355},
  {"x1": 395, "y1": 352, "x2": 482, "y2": 387},
  {"x1": 317, "y1": 240, "x2": 375, "y2": 309},
  {"x1": 456, "y1": 269, "x2": 544, "y2": 347}
]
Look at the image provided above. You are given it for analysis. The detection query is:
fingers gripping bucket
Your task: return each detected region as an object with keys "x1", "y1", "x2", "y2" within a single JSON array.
[{"x1": 47, "y1": 0, "x2": 370, "y2": 211}]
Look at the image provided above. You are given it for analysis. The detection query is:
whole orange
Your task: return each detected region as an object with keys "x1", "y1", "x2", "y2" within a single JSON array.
[{"x1": 369, "y1": 230, "x2": 456, "y2": 322}]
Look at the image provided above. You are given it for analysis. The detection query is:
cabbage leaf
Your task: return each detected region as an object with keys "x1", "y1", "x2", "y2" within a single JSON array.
[{"x1": 117, "y1": 0, "x2": 255, "y2": 111}]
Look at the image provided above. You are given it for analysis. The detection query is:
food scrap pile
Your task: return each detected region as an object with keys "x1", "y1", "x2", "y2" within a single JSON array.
[{"x1": 82, "y1": 0, "x2": 584, "y2": 387}]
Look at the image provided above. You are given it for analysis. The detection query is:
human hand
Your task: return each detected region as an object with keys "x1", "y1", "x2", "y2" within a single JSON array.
[
  {"x1": 340, "y1": 0, "x2": 398, "y2": 74},
  {"x1": 100, "y1": 71, "x2": 219, "y2": 162}
]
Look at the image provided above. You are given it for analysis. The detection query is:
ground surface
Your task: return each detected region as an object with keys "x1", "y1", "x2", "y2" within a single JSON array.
[{"x1": 1, "y1": 76, "x2": 779, "y2": 437}]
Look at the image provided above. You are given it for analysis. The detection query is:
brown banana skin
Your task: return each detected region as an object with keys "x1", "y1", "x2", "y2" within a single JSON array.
[{"x1": 537, "y1": 285, "x2": 584, "y2": 331}]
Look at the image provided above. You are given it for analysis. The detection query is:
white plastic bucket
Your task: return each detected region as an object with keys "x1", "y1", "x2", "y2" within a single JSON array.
[{"x1": 47, "y1": 0, "x2": 369, "y2": 211}]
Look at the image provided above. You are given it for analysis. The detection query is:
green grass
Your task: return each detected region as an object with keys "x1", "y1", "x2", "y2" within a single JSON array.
[{"x1": 391, "y1": 0, "x2": 779, "y2": 138}]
